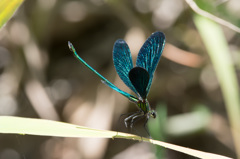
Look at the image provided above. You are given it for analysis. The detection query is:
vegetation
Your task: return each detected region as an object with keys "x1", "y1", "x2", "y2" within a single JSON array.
[{"x1": 0, "y1": 0, "x2": 239, "y2": 158}]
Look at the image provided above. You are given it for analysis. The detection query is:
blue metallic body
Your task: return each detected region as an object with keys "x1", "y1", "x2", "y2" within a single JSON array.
[{"x1": 68, "y1": 31, "x2": 165, "y2": 132}]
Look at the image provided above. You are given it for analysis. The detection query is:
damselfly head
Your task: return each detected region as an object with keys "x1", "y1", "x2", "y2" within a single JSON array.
[{"x1": 150, "y1": 110, "x2": 156, "y2": 118}]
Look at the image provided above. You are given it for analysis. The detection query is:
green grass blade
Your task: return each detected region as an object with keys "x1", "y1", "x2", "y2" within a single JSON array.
[
  {"x1": 148, "y1": 103, "x2": 167, "y2": 158},
  {"x1": 0, "y1": 116, "x2": 232, "y2": 159},
  {"x1": 194, "y1": 14, "x2": 240, "y2": 158},
  {"x1": 0, "y1": 0, "x2": 24, "y2": 29}
]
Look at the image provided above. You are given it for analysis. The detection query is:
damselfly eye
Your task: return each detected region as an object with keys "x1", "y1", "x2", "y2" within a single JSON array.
[{"x1": 151, "y1": 111, "x2": 156, "y2": 118}]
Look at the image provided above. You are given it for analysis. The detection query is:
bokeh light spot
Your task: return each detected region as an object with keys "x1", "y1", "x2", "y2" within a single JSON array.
[{"x1": 61, "y1": 1, "x2": 87, "y2": 22}]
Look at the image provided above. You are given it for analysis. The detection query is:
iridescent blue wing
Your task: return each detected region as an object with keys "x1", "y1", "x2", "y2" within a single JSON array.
[
  {"x1": 68, "y1": 41, "x2": 138, "y2": 103},
  {"x1": 113, "y1": 39, "x2": 138, "y2": 96},
  {"x1": 129, "y1": 67, "x2": 149, "y2": 99},
  {"x1": 136, "y1": 32, "x2": 165, "y2": 97}
]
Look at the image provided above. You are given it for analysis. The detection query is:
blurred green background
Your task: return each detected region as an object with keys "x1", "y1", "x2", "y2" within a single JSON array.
[{"x1": 0, "y1": 0, "x2": 239, "y2": 158}]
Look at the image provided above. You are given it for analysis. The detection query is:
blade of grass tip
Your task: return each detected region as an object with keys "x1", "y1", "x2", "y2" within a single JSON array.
[
  {"x1": 0, "y1": 0, "x2": 24, "y2": 29},
  {"x1": 149, "y1": 139, "x2": 232, "y2": 159},
  {"x1": 194, "y1": 14, "x2": 240, "y2": 158}
]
